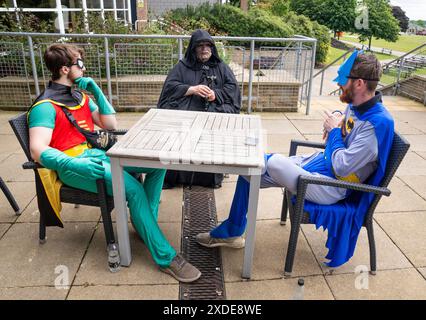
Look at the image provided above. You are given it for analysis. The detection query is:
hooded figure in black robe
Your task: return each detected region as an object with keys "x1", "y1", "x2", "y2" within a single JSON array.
[{"x1": 158, "y1": 29, "x2": 241, "y2": 189}]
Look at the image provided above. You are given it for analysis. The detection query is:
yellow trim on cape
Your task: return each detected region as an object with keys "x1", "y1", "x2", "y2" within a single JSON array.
[
  {"x1": 335, "y1": 172, "x2": 361, "y2": 183},
  {"x1": 37, "y1": 168, "x2": 63, "y2": 224},
  {"x1": 36, "y1": 143, "x2": 89, "y2": 225},
  {"x1": 31, "y1": 93, "x2": 87, "y2": 110}
]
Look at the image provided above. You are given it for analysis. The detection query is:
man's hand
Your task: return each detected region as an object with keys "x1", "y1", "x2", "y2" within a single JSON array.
[
  {"x1": 207, "y1": 90, "x2": 216, "y2": 102},
  {"x1": 322, "y1": 110, "x2": 345, "y2": 140},
  {"x1": 186, "y1": 85, "x2": 214, "y2": 98},
  {"x1": 75, "y1": 77, "x2": 99, "y2": 93}
]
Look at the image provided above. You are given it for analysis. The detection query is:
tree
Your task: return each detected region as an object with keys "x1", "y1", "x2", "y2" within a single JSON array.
[
  {"x1": 355, "y1": 0, "x2": 400, "y2": 50},
  {"x1": 318, "y1": 0, "x2": 357, "y2": 39},
  {"x1": 392, "y1": 6, "x2": 409, "y2": 32},
  {"x1": 257, "y1": 0, "x2": 290, "y2": 16},
  {"x1": 290, "y1": 0, "x2": 356, "y2": 38}
]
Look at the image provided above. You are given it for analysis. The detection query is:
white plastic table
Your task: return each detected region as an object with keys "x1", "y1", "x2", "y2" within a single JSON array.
[{"x1": 107, "y1": 109, "x2": 264, "y2": 278}]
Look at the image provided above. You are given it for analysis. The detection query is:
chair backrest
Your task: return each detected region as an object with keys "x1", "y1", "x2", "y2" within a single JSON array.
[
  {"x1": 365, "y1": 131, "x2": 410, "y2": 220},
  {"x1": 379, "y1": 131, "x2": 410, "y2": 188},
  {"x1": 8, "y1": 113, "x2": 33, "y2": 162}
]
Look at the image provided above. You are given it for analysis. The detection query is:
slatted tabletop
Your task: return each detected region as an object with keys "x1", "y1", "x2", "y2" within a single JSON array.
[{"x1": 107, "y1": 109, "x2": 264, "y2": 169}]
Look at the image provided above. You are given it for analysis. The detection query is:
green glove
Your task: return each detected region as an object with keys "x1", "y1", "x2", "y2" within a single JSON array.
[
  {"x1": 40, "y1": 148, "x2": 105, "y2": 180},
  {"x1": 75, "y1": 77, "x2": 115, "y2": 115}
]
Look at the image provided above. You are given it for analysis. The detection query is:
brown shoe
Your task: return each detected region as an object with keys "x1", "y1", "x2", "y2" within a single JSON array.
[
  {"x1": 195, "y1": 232, "x2": 245, "y2": 249},
  {"x1": 161, "y1": 254, "x2": 201, "y2": 283}
]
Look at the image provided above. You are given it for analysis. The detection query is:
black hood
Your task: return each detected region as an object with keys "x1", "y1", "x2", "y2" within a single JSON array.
[
  {"x1": 32, "y1": 81, "x2": 84, "y2": 107},
  {"x1": 181, "y1": 29, "x2": 222, "y2": 70}
]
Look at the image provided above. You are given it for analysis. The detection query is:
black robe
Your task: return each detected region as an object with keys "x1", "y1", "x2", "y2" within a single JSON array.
[{"x1": 157, "y1": 29, "x2": 241, "y2": 188}]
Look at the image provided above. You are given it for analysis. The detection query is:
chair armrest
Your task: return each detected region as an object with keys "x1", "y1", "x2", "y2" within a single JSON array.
[
  {"x1": 298, "y1": 175, "x2": 391, "y2": 197},
  {"x1": 289, "y1": 139, "x2": 326, "y2": 156},
  {"x1": 290, "y1": 175, "x2": 391, "y2": 221},
  {"x1": 22, "y1": 161, "x2": 43, "y2": 170}
]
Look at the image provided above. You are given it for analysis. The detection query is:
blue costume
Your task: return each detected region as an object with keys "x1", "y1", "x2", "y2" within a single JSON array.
[{"x1": 210, "y1": 51, "x2": 394, "y2": 267}]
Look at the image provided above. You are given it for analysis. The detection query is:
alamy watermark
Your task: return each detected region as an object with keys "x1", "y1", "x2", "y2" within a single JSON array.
[
  {"x1": 354, "y1": 1, "x2": 369, "y2": 30},
  {"x1": 54, "y1": 265, "x2": 70, "y2": 290},
  {"x1": 354, "y1": 265, "x2": 369, "y2": 290}
]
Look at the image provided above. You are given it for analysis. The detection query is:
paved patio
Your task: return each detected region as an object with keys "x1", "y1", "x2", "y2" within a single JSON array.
[{"x1": 0, "y1": 95, "x2": 425, "y2": 300}]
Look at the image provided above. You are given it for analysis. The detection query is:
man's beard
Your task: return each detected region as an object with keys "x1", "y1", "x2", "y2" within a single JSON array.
[{"x1": 339, "y1": 83, "x2": 355, "y2": 104}]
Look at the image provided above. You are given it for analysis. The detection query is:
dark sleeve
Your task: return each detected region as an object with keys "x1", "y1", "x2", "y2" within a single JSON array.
[
  {"x1": 210, "y1": 64, "x2": 241, "y2": 114},
  {"x1": 157, "y1": 63, "x2": 191, "y2": 109}
]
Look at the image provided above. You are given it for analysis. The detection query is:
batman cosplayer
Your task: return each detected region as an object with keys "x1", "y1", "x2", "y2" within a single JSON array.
[
  {"x1": 157, "y1": 29, "x2": 242, "y2": 189},
  {"x1": 195, "y1": 50, "x2": 395, "y2": 268}
]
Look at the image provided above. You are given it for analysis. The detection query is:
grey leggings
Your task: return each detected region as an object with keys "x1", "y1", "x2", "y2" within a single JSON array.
[{"x1": 244, "y1": 153, "x2": 346, "y2": 205}]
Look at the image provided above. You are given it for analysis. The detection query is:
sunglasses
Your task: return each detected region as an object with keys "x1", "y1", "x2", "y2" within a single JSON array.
[
  {"x1": 346, "y1": 76, "x2": 379, "y2": 81},
  {"x1": 69, "y1": 58, "x2": 85, "y2": 69}
]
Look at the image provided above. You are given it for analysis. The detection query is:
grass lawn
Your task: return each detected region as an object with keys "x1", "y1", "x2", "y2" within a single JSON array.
[
  {"x1": 325, "y1": 46, "x2": 397, "y2": 65},
  {"x1": 340, "y1": 34, "x2": 426, "y2": 53},
  {"x1": 380, "y1": 67, "x2": 426, "y2": 86}
]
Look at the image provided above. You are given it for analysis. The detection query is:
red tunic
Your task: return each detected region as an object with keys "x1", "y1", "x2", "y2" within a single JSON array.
[{"x1": 47, "y1": 94, "x2": 94, "y2": 151}]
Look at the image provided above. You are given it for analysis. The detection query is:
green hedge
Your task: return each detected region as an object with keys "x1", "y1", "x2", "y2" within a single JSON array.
[{"x1": 164, "y1": 3, "x2": 329, "y2": 64}]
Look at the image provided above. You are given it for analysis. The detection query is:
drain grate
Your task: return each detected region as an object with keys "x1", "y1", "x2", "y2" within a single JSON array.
[{"x1": 179, "y1": 186, "x2": 226, "y2": 300}]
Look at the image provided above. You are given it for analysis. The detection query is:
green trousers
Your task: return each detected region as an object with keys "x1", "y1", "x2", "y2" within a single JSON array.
[{"x1": 57, "y1": 148, "x2": 176, "y2": 268}]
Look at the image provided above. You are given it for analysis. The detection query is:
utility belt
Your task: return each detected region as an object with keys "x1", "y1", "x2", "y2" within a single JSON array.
[{"x1": 63, "y1": 142, "x2": 89, "y2": 157}]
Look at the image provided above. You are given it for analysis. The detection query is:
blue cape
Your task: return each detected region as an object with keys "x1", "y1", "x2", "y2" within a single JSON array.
[{"x1": 303, "y1": 101, "x2": 394, "y2": 267}]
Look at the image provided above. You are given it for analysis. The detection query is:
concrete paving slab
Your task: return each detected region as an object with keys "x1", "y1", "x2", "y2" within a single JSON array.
[
  {"x1": 394, "y1": 120, "x2": 424, "y2": 135},
  {"x1": 252, "y1": 112, "x2": 286, "y2": 119},
  {"x1": 0, "y1": 286, "x2": 68, "y2": 300},
  {"x1": 417, "y1": 151, "x2": 426, "y2": 160},
  {"x1": 376, "y1": 177, "x2": 426, "y2": 212},
  {"x1": 265, "y1": 133, "x2": 304, "y2": 153},
  {"x1": 261, "y1": 119, "x2": 299, "y2": 135},
  {"x1": 375, "y1": 211, "x2": 426, "y2": 268},
  {"x1": 392, "y1": 111, "x2": 426, "y2": 123},
  {"x1": 222, "y1": 220, "x2": 323, "y2": 281},
  {"x1": 284, "y1": 110, "x2": 324, "y2": 120},
  {"x1": 0, "y1": 134, "x2": 22, "y2": 154},
  {"x1": 302, "y1": 221, "x2": 412, "y2": 275},
  {"x1": 74, "y1": 222, "x2": 181, "y2": 286},
  {"x1": 67, "y1": 284, "x2": 178, "y2": 300},
  {"x1": 418, "y1": 268, "x2": 426, "y2": 279},
  {"x1": 326, "y1": 268, "x2": 426, "y2": 300},
  {"x1": 290, "y1": 120, "x2": 324, "y2": 135},
  {"x1": 396, "y1": 151, "x2": 426, "y2": 176},
  {"x1": 18, "y1": 200, "x2": 101, "y2": 223},
  {"x1": 0, "y1": 153, "x2": 34, "y2": 182},
  {"x1": 0, "y1": 223, "x2": 10, "y2": 239},
  {"x1": 0, "y1": 181, "x2": 35, "y2": 223},
  {"x1": 398, "y1": 175, "x2": 426, "y2": 201},
  {"x1": 0, "y1": 222, "x2": 96, "y2": 288},
  {"x1": 404, "y1": 135, "x2": 426, "y2": 152},
  {"x1": 226, "y1": 275, "x2": 334, "y2": 300},
  {"x1": 157, "y1": 188, "x2": 183, "y2": 223}
]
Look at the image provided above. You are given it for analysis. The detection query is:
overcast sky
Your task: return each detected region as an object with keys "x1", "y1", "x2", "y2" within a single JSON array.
[{"x1": 390, "y1": 0, "x2": 426, "y2": 20}]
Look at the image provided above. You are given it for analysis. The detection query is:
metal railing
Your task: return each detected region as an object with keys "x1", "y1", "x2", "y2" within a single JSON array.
[
  {"x1": 0, "y1": 32, "x2": 317, "y2": 114},
  {"x1": 313, "y1": 42, "x2": 426, "y2": 104},
  {"x1": 309, "y1": 47, "x2": 354, "y2": 97}
]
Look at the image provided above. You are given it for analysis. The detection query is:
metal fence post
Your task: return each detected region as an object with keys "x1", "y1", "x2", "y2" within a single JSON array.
[
  {"x1": 104, "y1": 37, "x2": 113, "y2": 104},
  {"x1": 319, "y1": 71, "x2": 325, "y2": 96},
  {"x1": 27, "y1": 36, "x2": 40, "y2": 97},
  {"x1": 247, "y1": 40, "x2": 255, "y2": 114},
  {"x1": 178, "y1": 38, "x2": 183, "y2": 60},
  {"x1": 305, "y1": 40, "x2": 316, "y2": 115},
  {"x1": 295, "y1": 42, "x2": 302, "y2": 80},
  {"x1": 394, "y1": 58, "x2": 404, "y2": 96}
]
